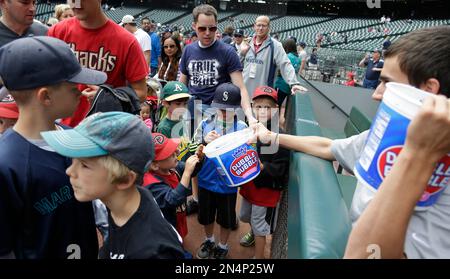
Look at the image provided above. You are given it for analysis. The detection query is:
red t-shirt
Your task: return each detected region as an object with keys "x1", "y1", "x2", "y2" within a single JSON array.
[
  {"x1": 48, "y1": 17, "x2": 149, "y2": 127},
  {"x1": 239, "y1": 181, "x2": 281, "y2": 208}
]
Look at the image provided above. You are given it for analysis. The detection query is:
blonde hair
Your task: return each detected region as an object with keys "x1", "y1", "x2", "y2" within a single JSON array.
[
  {"x1": 54, "y1": 4, "x2": 71, "y2": 21},
  {"x1": 98, "y1": 155, "x2": 135, "y2": 185}
]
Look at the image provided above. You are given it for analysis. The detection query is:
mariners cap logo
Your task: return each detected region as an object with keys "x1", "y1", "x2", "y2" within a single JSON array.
[
  {"x1": 222, "y1": 91, "x2": 229, "y2": 101},
  {"x1": 153, "y1": 135, "x2": 165, "y2": 145}
]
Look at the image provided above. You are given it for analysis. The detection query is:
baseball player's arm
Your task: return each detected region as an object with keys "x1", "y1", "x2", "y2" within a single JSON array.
[
  {"x1": 345, "y1": 96, "x2": 450, "y2": 259},
  {"x1": 130, "y1": 78, "x2": 147, "y2": 102}
]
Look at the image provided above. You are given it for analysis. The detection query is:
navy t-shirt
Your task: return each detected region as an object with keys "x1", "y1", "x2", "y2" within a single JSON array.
[
  {"x1": 99, "y1": 187, "x2": 185, "y2": 259},
  {"x1": 0, "y1": 129, "x2": 98, "y2": 259},
  {"x1": 180, "y1": 40, "x2": 243, "y2": 105},
  {"x1": 364, "y1": 59, "x2": 384, "y2": 81}
]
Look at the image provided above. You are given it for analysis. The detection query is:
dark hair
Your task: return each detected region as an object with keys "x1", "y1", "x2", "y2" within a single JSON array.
[
  {"x1": 141, "y1": 17, "x2": 150, "y2": 23},
  {"x1": 192, "y1": 4, "x2": 217, "y2": 23},
  {"x1": 384, "y1": 26, "x2": 450, "y2": 97},
  {"x1": 282, "y1": 39, "x2": 297, "y2": 56},
  {"x1": 159, "y1": 35, "x2": 182, "y2": 81}
]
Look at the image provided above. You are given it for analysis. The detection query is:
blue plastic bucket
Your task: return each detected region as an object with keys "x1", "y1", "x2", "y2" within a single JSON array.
[
  {"x1": 354, "y1": 83, "x2": 450, "y2": 210},
  {"x1": 203, "y1": 129, "x2": 260, "y2": 187}
]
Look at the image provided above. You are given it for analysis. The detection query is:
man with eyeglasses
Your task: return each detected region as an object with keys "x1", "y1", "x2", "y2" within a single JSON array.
[
  {"x1": 180, "y1": 4, "x2": 255, "y2": 128},
  {"x1": 179, "y1": 4, "x2": 256, "y2": 259},
  {"x1": 231, "y1": 29, "x2": 244, "y2": 53},
  {"x1": 240, "y1": 16, "x2": 307, "y2": 99}
]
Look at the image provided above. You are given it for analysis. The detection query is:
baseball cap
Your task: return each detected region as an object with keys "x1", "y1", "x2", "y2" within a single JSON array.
[
  {"x1": 252, "y1": 86, "x2": 278, "y2": 102},
  {"x1": 234, "y1": 29, "x2": 244, "y2": 36},
  {"x1": 146, "y1": 78, "x2": 162, "y2": 96},
  {"x1": 120, "y1": 15, "x2": 135, "y2": 26},
  {"x1": 0, "y1": 94, "x2": 18, "y2": 119},
  {"x1": 161, "y1": 81, "x2": 191, "y2": 101},
  {"x1": 164, "y1": 28, "x2": 173, "y2": 33},
  {"x1": 41, "y1": 112, "x2": 154, "y2": 174},
  {"x1": 152, "y1": 133, "x2": 180, "y2": 161},
  {"x1": 0, "y1": 36, "x2": 107, "y2": 95},
  {"x1": 298, "y1": 41, "x2": 306, "y2": 48},
  {"x1": 211, "y1": 82, "x2": 241, "y2": 110},
  {"x1": 191, "y1": 31, "x2": 197, "y2": 37}
]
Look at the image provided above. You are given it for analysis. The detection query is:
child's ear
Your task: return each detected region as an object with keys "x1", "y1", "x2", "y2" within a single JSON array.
[
  {"x1": 115, "y1": 171, "x2": 137, "y2": 190},
  {"x1": 162, "y1": 100, "x2": 170, "y2": 108},
  {"x1": 149, "y1": 162, "x2": 159, "y2": 172},
  {"x1": 36, "y1": 87, "x2": 51, "y2": 106}
]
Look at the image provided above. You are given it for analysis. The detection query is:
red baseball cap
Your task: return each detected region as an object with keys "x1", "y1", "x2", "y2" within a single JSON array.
[
  {"x1": 152, "y1": 133, "x2": 180, "y2": 161},
  {"x1": 0, "y1": 94, "x2": 19, "y2": 119},
  {"x1": 252, "y1": 86, "x2": 278, "y2": 102}
]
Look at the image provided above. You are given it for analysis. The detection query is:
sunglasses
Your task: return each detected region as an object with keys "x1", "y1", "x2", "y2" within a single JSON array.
[
  {"x1": 197, "y1": 26, "x2": 217, "y2": 33},
  {"x1": 164, "y1": 45, "x2": 176, "y2": 49},
  {"x1": 234, "y1": 34, "x2": 243, "y2": 38}
]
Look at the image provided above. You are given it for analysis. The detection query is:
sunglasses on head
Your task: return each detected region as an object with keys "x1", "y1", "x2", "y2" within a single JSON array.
[{"x1": 197, "y1": 26, "x2": 218, "y2": 32}]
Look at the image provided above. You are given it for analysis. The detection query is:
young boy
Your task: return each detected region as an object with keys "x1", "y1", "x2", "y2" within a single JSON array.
[
  {"x1": 239, "y1": 86, "x2": 290, "y2": 259},
  {"x1": 157, "y1": 81, "x2": 191, "y2": 161},
  {"x1": 191, "y1": 82, "x2": 248, "y2": 259},
  {"x1": 41, "y1": 111, "x2": 186, "y2": 259},
  {"x1": 0, "y1": 36, "x2": 107, "y2": 259},
  {"x1": 144, "y1": 133, "x2": 200, "y2": 239},
  {"x1": 0, "y1": 95, "x2": 18, "y2": 137},
  {"x1": 157, "y1": 81, "x2": 191, "y2": 137}
]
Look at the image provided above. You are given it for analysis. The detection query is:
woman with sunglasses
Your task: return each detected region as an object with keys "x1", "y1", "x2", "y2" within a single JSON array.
[{"x1": 157, "y1": 35, "x2": 182, "y2": 82}]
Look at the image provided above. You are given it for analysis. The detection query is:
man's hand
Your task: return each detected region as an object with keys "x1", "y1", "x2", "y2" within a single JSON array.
[
  {"x1": 240, "y1": 41, "x2": 250, "y2": 56},
  {"x1": 250, "y1": 122, "x2": 274, "y2": 145},
  {"x1": 291, "y1": 84, "x2": 308, "y2": 95},
  {"x1": 205, "y1": 130, "x2": 221, "y2": 144},
  {"x1": 404, "y1": 95, "x2": 450, "y2": 163}
]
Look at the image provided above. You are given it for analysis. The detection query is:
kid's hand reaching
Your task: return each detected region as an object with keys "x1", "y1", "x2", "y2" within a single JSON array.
[
  {"x1": 185, "y1": 155, "x2": 200, "y2": 175},
  {"x1": 205, "y1": 130, "x2": 221, "y2": 144}
]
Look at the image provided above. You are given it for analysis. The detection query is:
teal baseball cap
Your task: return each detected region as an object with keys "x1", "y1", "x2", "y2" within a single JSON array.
[{"x1": 41, "y1": 112, "x2": 154, "y2": 174}]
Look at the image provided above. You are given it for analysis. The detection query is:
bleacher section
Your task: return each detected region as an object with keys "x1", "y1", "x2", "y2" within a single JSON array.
[
  {"x1": 105, "y1": 7, "x2": 150, "y2": 23},
  {"x1": 137, "y1": 9, "x2": 188, "y2": 28},
  {"x1": 23, "y1": 4, "x2": 450, "y2": 79},
  {"x1": 218, "y1": 13, "x2": 279, "y2": 31}
]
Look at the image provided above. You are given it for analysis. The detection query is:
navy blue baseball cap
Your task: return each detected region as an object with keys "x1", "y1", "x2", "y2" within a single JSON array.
[
  {"x1": 211, "y1": 82, "x2": 241, "y2": 109},
  {"x1": 0, "y1": 36, "x2": 107, "y2": 92}
]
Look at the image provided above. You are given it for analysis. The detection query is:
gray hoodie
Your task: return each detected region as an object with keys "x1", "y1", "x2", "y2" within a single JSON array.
[{"x1": 242, "y1": 36, "x2": 299, "y2": 98}]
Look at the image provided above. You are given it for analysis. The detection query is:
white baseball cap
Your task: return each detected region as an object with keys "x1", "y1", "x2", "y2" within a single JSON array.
[{"x1": 120, "y1": 15, "x2": 135, "y2": 26}]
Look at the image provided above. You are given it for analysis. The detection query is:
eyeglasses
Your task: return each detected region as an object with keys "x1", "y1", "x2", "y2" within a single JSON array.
[
  {"x1": 197, "y1": 26, "x2": 217, "y2": 33},
  {"x1": 164, "y1": 45, "x2": 176, "y2": 49}
]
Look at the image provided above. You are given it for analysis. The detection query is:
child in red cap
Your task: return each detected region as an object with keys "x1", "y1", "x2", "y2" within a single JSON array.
[
  {"x1": 0, "y1": 94, "x2": 18, "y2": 136},
  {"x1": 143, "y1": 133, "x2": 201, "y2": 239},
  {"x1": 239, "y1": 86, "x2": 290, "y2": 259}
]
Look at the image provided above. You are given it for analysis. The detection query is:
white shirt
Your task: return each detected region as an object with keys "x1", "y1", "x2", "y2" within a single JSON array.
[{"x1": 133, "y1": 28, "x2": 151, "y2": 52}]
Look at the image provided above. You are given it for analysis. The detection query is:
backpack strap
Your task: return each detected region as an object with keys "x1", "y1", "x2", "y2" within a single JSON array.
[{"x1": 266, "y1": 38, "x2": 276, "y2": 87}]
